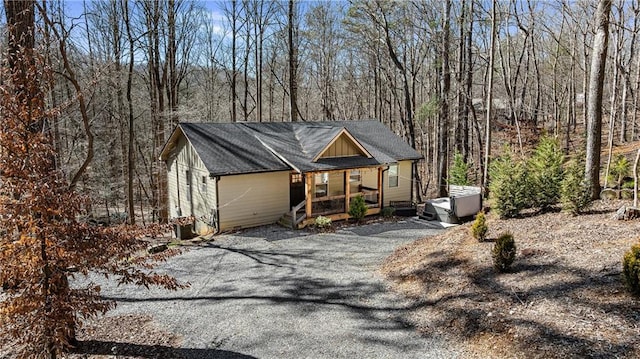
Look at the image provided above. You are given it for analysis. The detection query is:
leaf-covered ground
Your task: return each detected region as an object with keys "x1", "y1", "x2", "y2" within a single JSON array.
[
  {"x1": 67, "y1": 314, "x2": 182, "y2": 358},
  {"x1": 381, "y1": 200, "x2": 640, "y2": 358}
]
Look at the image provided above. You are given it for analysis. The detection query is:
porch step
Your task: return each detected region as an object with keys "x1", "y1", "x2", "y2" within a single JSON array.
[{"x1": 277, "y1": 213, "x2": 294, "y2": 229}]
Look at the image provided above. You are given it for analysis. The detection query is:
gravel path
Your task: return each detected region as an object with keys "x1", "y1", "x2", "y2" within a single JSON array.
[{"x1": 92, "y1": 219, "x2": 461, "y2": 359}]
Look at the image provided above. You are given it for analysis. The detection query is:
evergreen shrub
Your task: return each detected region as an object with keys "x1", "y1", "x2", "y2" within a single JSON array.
[
  {"x1": 489, "y1": 151, "x2": 531, "y2": 218},
  {"x1": 528, "y1": 135, "x2": 564, "y2": 210},
  {"x1": 348, "y1": 195, "x2": 368, "y2": 222},
  {"x1": 622, "y1": 244, "x2": 640, "y2": 296},
  {"x1": 560, "y1": 154, "x2": 591, "y2": 215},
  {"x1": 449, "y1": 152, "x2": 471, "y2": 186},
  {"x1": 470, "y1": 211, "x2": 488, "y2": 241},
  {"x1": 492, "y1": 232, "x2": 516, "y2": 273},
  {"x1": 382, "y1": 206, "x2": 396, "y2": 218}
]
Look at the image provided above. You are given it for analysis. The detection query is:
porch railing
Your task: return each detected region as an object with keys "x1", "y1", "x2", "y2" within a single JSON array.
[
  {"x1": 291, "y1": 200, "x2": 307, "y2": 227},
  {"x1": 310, "y1": 190, "x2": 380, "y2": 217},
  {"x1": 312, "y1": 196, "x2": 346, "y2": 216}
]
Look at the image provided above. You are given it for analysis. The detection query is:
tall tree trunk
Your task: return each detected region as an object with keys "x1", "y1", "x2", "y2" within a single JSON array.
[
  {"x1": 634, "y1": 148, "x2": 640, "y2": 207},
  {"x1": 253, "y1": 1, "x2": 261, "y2": 121},
  {"x1": 124, "y1": 0, "x2": 136, "y2": 225},
  {"x1": 585, "y1": 0, "x2": 612, "y2": 200},
  {"x1": 4, "y1": 0, "x2": 35, "y2": 72},
  {"x1": 231, "y1": 0, "x2": 238, "y2": 122},
  {"x1": 288, "y1": 0, "x2": 299, "y2": 122},
  {"x1": 604, "y1": 14, "x2": 621, "y2": 189},
  {"x1": 464, "y1": 0, "x2": 474, "y2": 164},
  {"x1": 167, "y1": 0, "x2": 178, "y2": 127},
  {"x1": 633, "y1": 52, "x2": 640, "y2": 141},
  {"x1": 5, "y1": 0, "x2": 41, "y2": 132},
  {"x1": 113, "y1": 1, "x2": 127, "y2": 216},
  {"x1": 483, "y1": 0, "x2": 497, "y2": 194},
  {"x1": 243, "y1": 15, "x2": 250, "y2": 121},
  {"x1": 456, "y1": 0, "x2": 470, "y2": 162},
  {"x1": 438, "y1": 0, "x2": 451, "y2": 197}
]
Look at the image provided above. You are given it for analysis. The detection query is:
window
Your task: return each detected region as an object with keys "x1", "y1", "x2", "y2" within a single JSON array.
[
  {"x1": 185, "y1": 170, "x2": 191, "y2": 201},
  {"x1": 291, "y1": 173, "x2": 303, "y2": 184},
  {"x1": 388, "y1": 164, "x2": 398, "y2": 188},
  {"x1": 314, "y1": 172, "x2": 328, "y2": 197},
  {"x1": 349, "y1": 170, "x2": 361, "y2": 184},
  {"x1": 201, "y1": 176, "x2": 207, "y2": 193}
]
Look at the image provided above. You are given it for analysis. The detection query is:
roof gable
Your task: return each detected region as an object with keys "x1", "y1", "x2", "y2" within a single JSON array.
[{"x1": 312, "y1": 128, "x2": 372, "y2": 162}]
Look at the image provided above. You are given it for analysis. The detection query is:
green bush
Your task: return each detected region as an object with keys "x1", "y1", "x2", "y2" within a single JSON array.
[
  {"x1": 621, "y1": 189, "x2": 634, "y2": 200},
  {"x1": 528, "y1": 135, "x2": 564, "y2": 210},
  {"x1": 489, "y1": 151, "x2": 531, "y2": 218},
  {"x1": 622, "y1": 244, "x2": 640, "y2": 296},
  {"x1": 314, "y1": 215, "x2": 332, "y2": 229},
  {"x1": 449, "y1": 151, "x2": 471, "y2": 186},
  {"x1": 470, "y1": 211, "x2": 488, "y2": 241},
  {"x1": 561, "y1": 154, "x2": 591, "y2": 215},
  {"x1": 381, "y1": 206, "x2": 396, "y2": 218},
  {"x1": 622, "y1": 179, "x2": 635, "y2": 190},
  {"x1": 609, "y1": 154, "x2": 631, "y2": 189},
  {"x1": 492, "y1": 232, "x2": 516, "y2": 273},
  {"x1": 348, "y1": 195, "x2": 368, "y2": 222}
]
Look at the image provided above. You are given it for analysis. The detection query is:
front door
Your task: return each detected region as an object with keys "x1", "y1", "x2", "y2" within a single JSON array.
[{"x1": 290, "y1": 172, "x2": 305, "y2": 208}]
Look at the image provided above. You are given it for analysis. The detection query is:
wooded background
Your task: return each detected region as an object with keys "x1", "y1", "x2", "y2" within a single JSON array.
[{"x1": 1, "y1": 0, "x2": 634, "y2": 224}]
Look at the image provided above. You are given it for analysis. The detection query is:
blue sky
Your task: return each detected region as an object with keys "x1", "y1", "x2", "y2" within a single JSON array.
[{"x1": 63, "y1": 0, "x2": 227, "y2": 35}]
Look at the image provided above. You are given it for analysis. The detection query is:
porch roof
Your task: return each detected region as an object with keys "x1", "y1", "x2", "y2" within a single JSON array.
[{"x1": 162, "y1": 120, "x2": 421, "y2": 176}]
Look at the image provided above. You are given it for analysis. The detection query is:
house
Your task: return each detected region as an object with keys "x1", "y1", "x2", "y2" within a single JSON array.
[{"x1": 159, "y1": 120, "x2": 422, "y2": 233}]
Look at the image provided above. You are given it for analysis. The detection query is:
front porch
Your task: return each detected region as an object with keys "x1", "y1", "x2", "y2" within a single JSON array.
[{"x1": 286, "y1": 167, "x2": 383, "y2": 229}]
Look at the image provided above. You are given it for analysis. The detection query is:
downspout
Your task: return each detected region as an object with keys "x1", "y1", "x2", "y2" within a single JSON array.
[
  {"x1": 175, "y1": 162, "x2": 181, "y2": 215},
  {"x1": 214, "y1": 175, "x2": 221, "y2": 233},
  {"x1": 381, "y1": 165, "x2": 389, "y2": 208},
  {"x1": 411, "y1": 160, "x2": 417, "y2": 205}
]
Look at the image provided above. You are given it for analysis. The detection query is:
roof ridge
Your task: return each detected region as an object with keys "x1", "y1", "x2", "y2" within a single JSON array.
[{"x1": 239, "y1": 123, "x2": 298, "y2": 172}]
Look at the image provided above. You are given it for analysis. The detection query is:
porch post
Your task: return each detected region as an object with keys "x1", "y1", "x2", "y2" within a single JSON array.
[
  {"x1": 305, "y1": 172, "x2": 313, "y2": 218},
  {"x1": 345, "y1": 169, "x2": 351, "y2": 213},
  {"x1": 377, "y1": 167, "x2": 382, "y2": 207}
]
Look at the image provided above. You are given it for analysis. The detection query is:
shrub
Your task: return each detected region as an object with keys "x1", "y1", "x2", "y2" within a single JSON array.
[
  {"x1": 600, "y1": 188, "x2": 618, "y2": 200},
  {"x1": 622, "y1": 244, "x2": 640, "y2": 296},
  {"x1": 470, "y1": 211, "x2": 488, "y2": 241},
  {"x1": 609, "y1": 154, "x2": 631, "y2": 189},
  {"x1": 622, "y1": 180, "x2": 635, "y2": 190},
  {"x1": 314, "y1": 215, "x2": 332, "y2": 229},
  {"x1": 348, "y1": 195, "x2": 368, "y2": 222},
  {"x1": 489, "y1": 151, "x2": 531, "y2": 218},
  {"x1": 528, "y1": 135, "x2": 564, "y2": 210},
  {"x1": 449, "y1": 151, "x2": 471, "y2": 186},
  {"x1": 621, "y1": 189, "x2": 634, "y2": 200},
  {"x1": 492, "y1": 232, "x2": 516, "y2": 273},
  {"x1": 382, "y1": 206, "x2": 396, "y2": 218},
  {"x1": 561, "y1": 154, "x2": 591, "y2": 215}
]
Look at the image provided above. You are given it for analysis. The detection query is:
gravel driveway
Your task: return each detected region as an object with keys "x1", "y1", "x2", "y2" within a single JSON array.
[{"x1": 95, "y1": 219, "x2": 460, "y2": 359}]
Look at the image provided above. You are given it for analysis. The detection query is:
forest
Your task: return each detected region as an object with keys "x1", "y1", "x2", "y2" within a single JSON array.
[
  {"x1": 1, "y1": 0, "x2": 637, "y2": 223},
  {"x1": 3, "y1": 1, "x2": 640, "y2": 357}
]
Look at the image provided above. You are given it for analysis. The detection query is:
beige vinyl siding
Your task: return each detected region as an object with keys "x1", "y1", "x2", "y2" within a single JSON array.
[
  {"x1": 166, "y1": 136, "x2": 217, "y2": 233},
  {"x1": 320, "y1": 135, "x2": 363, "y2": 158},
  {"x1": 384, "y1": 160, "x2": 412, "y2": 206},
  {"x1": 218, "y1": 171, "x2": 289, "y2": 230}
]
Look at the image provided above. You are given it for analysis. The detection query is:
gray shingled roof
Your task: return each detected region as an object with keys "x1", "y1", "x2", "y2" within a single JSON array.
[{"x1": 171, "y1": 121, "x2": 422, "y2": 176}]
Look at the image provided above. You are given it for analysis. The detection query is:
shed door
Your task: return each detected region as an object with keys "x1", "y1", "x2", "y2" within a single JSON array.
[{"x1": 290, "y1": 173, "x2": 305, "y2": 208}]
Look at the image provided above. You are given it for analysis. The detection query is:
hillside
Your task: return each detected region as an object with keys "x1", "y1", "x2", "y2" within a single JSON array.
[{"x1": 382, "y1": 200, "x2": 640, "y2": 358}]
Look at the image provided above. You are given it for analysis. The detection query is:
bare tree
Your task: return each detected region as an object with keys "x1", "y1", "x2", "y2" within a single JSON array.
[
  {"x1": 288, "y1": 0, "x2": 300, "y2": 121},
  {"x1": 585, "y1": 0, "x2": 612, "y2": 200},
  {"x1": 437, "y1": 0, "x2": 451, "y2": 197},
  {"x1": 483, "y1": 0, "x2": 498, "y2": 193}
]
